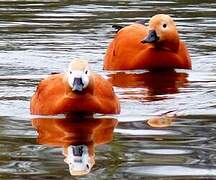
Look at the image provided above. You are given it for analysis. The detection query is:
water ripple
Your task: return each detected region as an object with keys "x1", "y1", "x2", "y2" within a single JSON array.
[{"x1": 0, "y1": 0, "x2": 215, "y2": 179}]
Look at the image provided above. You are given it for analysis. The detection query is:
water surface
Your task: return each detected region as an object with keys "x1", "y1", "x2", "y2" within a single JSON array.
[{"x1": 0, "y1": 0, "x2": 216, "y2": 179}]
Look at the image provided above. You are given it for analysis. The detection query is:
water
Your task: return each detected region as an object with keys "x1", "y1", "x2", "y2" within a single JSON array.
[{"x1": 0, "y1": 0, "x2": 215, "y2": 179}]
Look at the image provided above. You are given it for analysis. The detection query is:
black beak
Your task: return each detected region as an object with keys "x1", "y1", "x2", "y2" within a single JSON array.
[
  {"x1": 72, "y1": 77, "x2": 84, "y2": 92},
  {"x1": 72, "y1": 145, "x2": 84, "y2": 157},
  {"x1": 141, "y1": 30, "x2": 159, "y2": 43}
]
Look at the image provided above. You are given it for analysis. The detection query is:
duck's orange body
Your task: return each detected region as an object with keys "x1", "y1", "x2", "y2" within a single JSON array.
[
  {"x1": 30, "y1": 73, "x2": 120, "y2": 115},
  {"x1": 104, "y1": 14, "x2": 191, "y2": 70}
]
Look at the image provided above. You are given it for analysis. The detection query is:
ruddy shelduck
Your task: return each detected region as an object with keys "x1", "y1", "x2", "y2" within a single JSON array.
[
  {"x1": 104, "y1": 14, "x2": 192, "y2": 70},
  {"x1": 30, "y1": 59, "x2": 120, "y2": 115}
]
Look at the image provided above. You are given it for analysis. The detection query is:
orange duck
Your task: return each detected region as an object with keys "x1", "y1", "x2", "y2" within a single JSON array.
[
  {"x1": 30, "y1": 59, "x2": 120, "y2": 115},
  {"x1": 104, "y1": 14, "x2": 192, "y2": 70},
  {"x1": 32, "y1": 116, "x2": 118, "y2": 176}
]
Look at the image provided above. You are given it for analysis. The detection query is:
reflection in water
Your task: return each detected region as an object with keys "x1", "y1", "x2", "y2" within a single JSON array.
[
  {"x1": 64, "y1": 145, "x2": 92, "y2": 176},
  {"x1": 0, "y1": 0, "x2": 215, "y2": 179},
  {"x1": 147, "y1": 112, "x2": 175, "y2": 128},
  {"x1": 32, "y1": 116, "x2": 118, "y2": 176},
  {"x1": 108, "y1": 70, "x2": 189, "y2": 101}
]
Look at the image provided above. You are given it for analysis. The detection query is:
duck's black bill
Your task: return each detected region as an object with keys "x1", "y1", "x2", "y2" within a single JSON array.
[
  {"x1": 141, "y1": 30, "x2": 159, "y2": 43},
  {"x1": 73, "y1": 78, "x2": 84, "y2": 92}
]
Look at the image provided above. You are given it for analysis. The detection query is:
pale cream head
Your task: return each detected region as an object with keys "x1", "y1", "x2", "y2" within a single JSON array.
[
  {"x1": 148, "y1": 14, "x2": 179, "y2": 42},
  {"x1": 66, "y1": 59, "x2": 91, "y2": 92},
  {"x1": 142, "y1": 14, "x2": 180, "y2": 51}
]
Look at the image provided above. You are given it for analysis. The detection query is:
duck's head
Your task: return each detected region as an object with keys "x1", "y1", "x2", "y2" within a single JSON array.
[
  {"x1": 142, "y1": 14, "x2": 180, "y2": 51},
  {"x1": 66, "y1": 59, "x2": 91, "y2": 92}
]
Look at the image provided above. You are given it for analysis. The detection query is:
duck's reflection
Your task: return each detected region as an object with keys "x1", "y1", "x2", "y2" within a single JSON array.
[
  {"x1": 32, "y1": 115, "x2": 118, "y2": 176},
  {"x1": 108, "y1": 71, "x2": 189, "y2": 100},
  {"x1": 147, "y1": 112, "x2": 176, "y2": 128}
]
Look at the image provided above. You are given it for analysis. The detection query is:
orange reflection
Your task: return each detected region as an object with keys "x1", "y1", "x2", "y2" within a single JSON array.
[
  {"x1": 32, "y1": 115, "x2": 118, "y2": 176},
  {"x1": 147, "y1": 114, "x2": 175, "y2": 128},
  {"x1": 108, "y1": 71, "x2": 189, "y2": 101}
]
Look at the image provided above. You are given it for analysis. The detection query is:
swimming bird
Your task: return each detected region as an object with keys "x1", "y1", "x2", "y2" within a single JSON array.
[
  {"x1": 104, "y1": 14, "x2": 192, "y2": 70},
  {"x1": 30, "y1": 59, "x2": 120, "y2": 115}
]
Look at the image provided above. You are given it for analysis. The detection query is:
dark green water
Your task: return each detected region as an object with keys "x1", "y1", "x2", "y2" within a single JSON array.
[{"x1": 0, "y1": 0, "x2": 215, "y2": 179}]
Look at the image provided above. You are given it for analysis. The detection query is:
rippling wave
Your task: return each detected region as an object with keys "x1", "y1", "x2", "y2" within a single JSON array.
[{"x1": 0, "y1": 0, "x2": 215, "y2": 179}]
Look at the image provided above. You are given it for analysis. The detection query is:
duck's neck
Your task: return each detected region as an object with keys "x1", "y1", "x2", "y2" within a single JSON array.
[
  {"x1": 155, "y1": 39, "x2": 180, "y2": 52},
  {"x1": 85, "y1": 75, "x2": 94, "y2": 94}
]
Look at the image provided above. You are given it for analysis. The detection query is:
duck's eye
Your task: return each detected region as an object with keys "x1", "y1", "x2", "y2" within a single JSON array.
[
  {"x1": 86, "y1": 164, "x2": 89, "y2": 169},
  {"x1": 163, "y1": 24, "x2": 167, "y2": 28},
  {"x1": 85, "y1": 70, "x2": 88, "y2": 75},
  {"x1": 69, "y1": 71, "x2": 72, "y2": 74}
]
